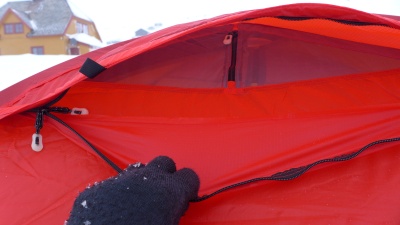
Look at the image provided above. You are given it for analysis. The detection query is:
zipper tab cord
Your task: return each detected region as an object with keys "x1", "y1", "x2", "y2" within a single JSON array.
[
  {"x1": 29, "y1": 90, "x2": 123, "y2": 173},
  {"x1": 44, "y1": 110, "x2": 123, "y2": 173}
]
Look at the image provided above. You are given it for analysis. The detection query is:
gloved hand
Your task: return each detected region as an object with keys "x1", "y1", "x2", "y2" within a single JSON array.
[{"x1": 66, "y1": 156, "x2": 200, "y2": 225}]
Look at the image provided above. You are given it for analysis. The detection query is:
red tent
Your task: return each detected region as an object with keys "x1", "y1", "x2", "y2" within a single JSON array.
[{"x1": 2, "y1": 3, "x2": 400, "y2": 224}]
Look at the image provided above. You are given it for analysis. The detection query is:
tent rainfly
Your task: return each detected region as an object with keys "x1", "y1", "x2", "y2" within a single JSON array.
[{"x1": 2, "y1": 3, "x2": 400, "y2": 224}]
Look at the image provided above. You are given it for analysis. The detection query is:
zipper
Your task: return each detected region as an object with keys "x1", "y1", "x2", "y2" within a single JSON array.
[{"x1": 224, "y1": 30, "x2": 239, "y2": 82}]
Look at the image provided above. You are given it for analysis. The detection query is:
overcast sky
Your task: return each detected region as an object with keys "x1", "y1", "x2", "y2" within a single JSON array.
[
  {"x1": 67, "y1": 0, "x2": 400, "y2": 42},
  {"x1": 1, "y1": 0, "x2": 400, "y2": 42}
]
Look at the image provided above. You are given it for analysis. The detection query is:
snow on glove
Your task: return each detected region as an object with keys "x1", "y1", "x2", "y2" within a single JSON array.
[{"x1": 66, "y1": 156, "x2": 200, "y2": 225}]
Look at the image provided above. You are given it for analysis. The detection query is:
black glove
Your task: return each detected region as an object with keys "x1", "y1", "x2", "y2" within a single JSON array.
[{"x1": 66, "y1": 156, "x2": 200, "y2": 225}]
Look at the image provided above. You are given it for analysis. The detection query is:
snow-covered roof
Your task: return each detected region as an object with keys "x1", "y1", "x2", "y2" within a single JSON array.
[
  {"x1": 5, "y1": 0, "x2": 32, "y2": 2},
  {"x1": 67, "y1": 33, "x2": 104, "y2": 48},
  {"x1": 66, "y1": 0, "x2": 92, "y2": 22},
  {"x1": 11, "y1": 8, "x2": 33, "y2": 28},
  {"x1": 0, "y1": 0, "x2": 95, "y2": 36}
]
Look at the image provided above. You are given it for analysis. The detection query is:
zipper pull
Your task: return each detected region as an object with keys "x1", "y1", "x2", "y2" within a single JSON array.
[
  {"x1": 48, "y1": 106, "x2": 89, "y2": 115},
  {"x1": 31, "y1": 133, "x2": 43, "y2": 152},
  {"x1": 31, "y1": 109, "x2": 45, "y2": 152},
  {"x1": 71, "y1": 108, "x2": 89, "y2": 115},
  {"x1": 30, "y1": 106, "x2": 89, "y2": 152},
  {"x1": 223, "y1": 24, "x2": 239, "y2": 45},
  {"x1": 223, "y1": 34, "x2": 233, "y2": 45}
]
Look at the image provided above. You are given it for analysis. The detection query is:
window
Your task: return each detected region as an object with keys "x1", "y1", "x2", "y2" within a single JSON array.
[
  {"x1": 15, "y1": 23, "x2": 23, "y2": 33},
  {"x1": 4, "y1": 23, "x2": 24, "y2": 34},
  {"x1": 5, "y1": 24, "x2": 14, "y2": 34},
  {"x1": 76, "y1": 22, "x2": 88, "y2": 34},
  {"x1": 31, "y1": 46, "x2": 44, "y2": 55},
  {"x1": 83, "y1": 25, "x2": 88, "y2": 34}
]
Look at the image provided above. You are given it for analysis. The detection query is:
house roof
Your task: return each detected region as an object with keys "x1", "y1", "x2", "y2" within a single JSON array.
[
  {"x1": 0, "y1": 0, "x2": 93, "y2": 37},
  {"x1": 67, "y1": 33, "x2": 105, "y2": 48}
]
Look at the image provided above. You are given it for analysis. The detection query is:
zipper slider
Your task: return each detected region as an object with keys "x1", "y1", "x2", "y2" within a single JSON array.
[
  {"x1": 223, "y1": 34, "x2": 233, "y2": 45},
  {"x1": 223, "y1": 24, "x2": 239, "y2": 45}
]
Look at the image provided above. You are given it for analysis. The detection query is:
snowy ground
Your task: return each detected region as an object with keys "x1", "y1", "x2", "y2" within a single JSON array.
[{"x1": 0, "y1": 54, "x2": 75, "y2": 91}]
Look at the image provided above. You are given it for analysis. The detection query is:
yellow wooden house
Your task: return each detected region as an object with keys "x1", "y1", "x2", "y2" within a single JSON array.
[{"x1": 0, "y1": 0, "x2": 104, "y2": 55}]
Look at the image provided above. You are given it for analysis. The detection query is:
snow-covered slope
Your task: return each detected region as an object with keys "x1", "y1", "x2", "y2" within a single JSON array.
[{"x1": 0, "y1": 54, "x2": 75, "y2": 91}]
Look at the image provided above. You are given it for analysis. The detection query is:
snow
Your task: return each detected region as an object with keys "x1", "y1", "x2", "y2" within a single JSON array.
[
  {"x1": 11, "y1": 9, "x2": 34, "y2": 29},
  {"x1": 66, "y1": 0, "x2": 92, "y2": 22},
  {"x1": 81, "y1": 200, "x2": 88, "y2": 208},
  {"x1": 67, "y1": 33, "x2": 104, "y2": 48},
  {"x1": 29, "y1": 20, "x2": 37, "y2": 30},
  {"x1": 0, "y1": 0, "x2": 30, "y2": 8},
  {"x1": 131, "y1": 162, "x2": 142, "y2": 168},
  {"x1": 0, "y1": 54, "x2": 75, "y2": 91}
]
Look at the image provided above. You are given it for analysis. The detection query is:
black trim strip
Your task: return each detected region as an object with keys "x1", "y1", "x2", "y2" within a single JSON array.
[
  {"x1": 276, "y1": 16, "x2": 379, "y2": 26},
  {"x1": 79, "y1": 58, "x2": 106, "y2": 79},
  {"x1": 243, "y1": 16, "x2": 388, "y2": 27}
]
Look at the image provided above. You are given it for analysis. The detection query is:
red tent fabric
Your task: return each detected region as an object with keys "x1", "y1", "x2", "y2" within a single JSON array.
[{"x1": 2, "y1": 3, "x2": 400, "y2": 224}]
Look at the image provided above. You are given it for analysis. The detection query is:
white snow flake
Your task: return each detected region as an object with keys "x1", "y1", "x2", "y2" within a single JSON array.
[
  {"x1": 81, "y1": 200, "x2": 88, "y2": 209},
  {"x1": 83, "y1": 220, "x2": 91, "y2": 225},
  {"x1": 132, "y1": 162, "x2": 142, "y2": 168}
]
